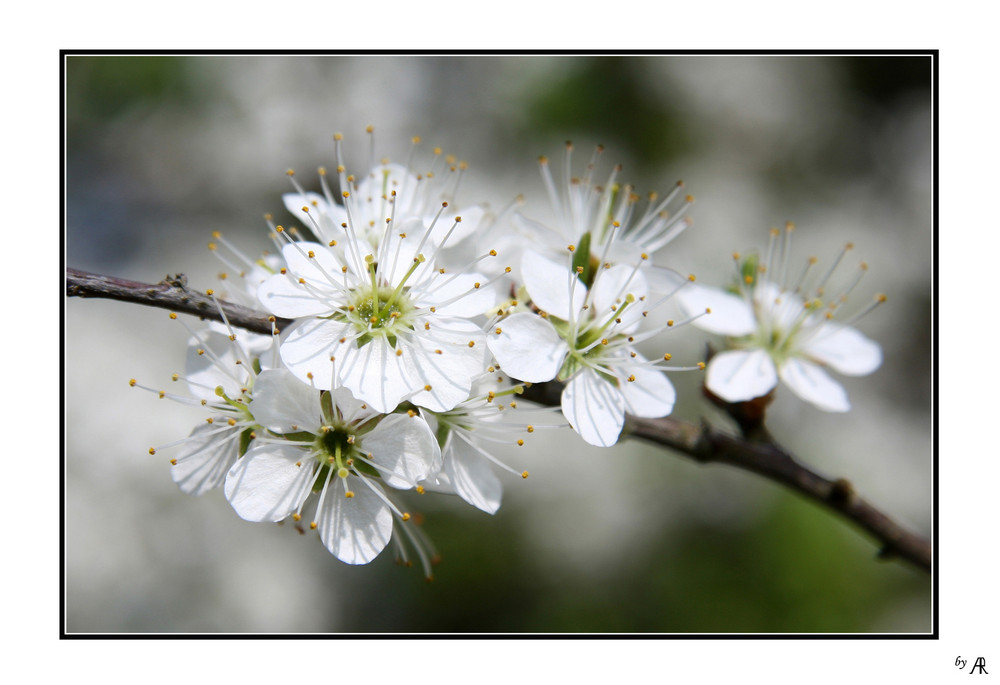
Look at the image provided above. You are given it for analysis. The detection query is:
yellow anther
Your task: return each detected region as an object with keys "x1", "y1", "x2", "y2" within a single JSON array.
[
  {"x1": 489, "y1": 249, "x2": 497, "y2": 256},
  {"x1": 206, "y1": 417, "x2": 214, "y2": 424},
  {"x1": 468, "y1": 341, "x2": 476, "y2": 347},
  {"x1": 744, "y1": 275, "x2": 754, "y2": 284},
  {"x1": 435, "y1": 349, "x2": 443, "y2": 355},
  {"x1": 495, "y1": 327, "x2": 503, "y2": 335},
  {"x1": 567, "y1": 244, "x2": 576, "y2": 252},
  {"x1": 521, "y1": 471, "x2": 529, "y2": 479},
  {"x1": 705, "y1": 307, "x2": 712, "y2": 314},
  {"x1": 228, "y1": 418, "x2": 236, "y2": 426},
  {"x1": 168, "y1": 312, "x2": 177, "y2": 320},
  {"x1": 732, "y1": 252, "x2": 741, "y2": 261},
  {"x1": 129, "y1": 378, "x2": 136, "y2": 387},
  {"x1": 407, "y1": 409, "x2": 417, "y2": 417},
  {"x1": 667, "y1": 320, "x2": 674, "y2": 326},
  {"x1": 169, "y1": 459, "x2": 177, "y2": 465},
  {"x1": 641, "y1": 253, "x2": 649, "y2": 260},
  {"x1": 517, "y1": 439, "x2": 524, "y2": 446},
  {"x1": 207, "y1": 242, "x2": 217, "y2": 251},
  {"x1": 627, "y1": 375, "x2": 636, "y2": 382},
  {"x1": 333, "y1": 132, "x2": 343, "y2": 141},
  {"x1": 527, "y1": 425, "x2": 534, "y2": 433},
  {"x1": 697, "y1": 362, "x2": 706, "y2": 370},
  {"x1": 424, "y1": 384, "x2": 432, "y2": 391},
  {"x1": 688, "y1": 274, "x2": 696, "y2": 282},
  {"x1": 663, "y1": 353, "x2": 672, "y2": 361},
  {"x1": 307, "y1": 250, "x2": 315, "y2": 258},
  {"x1": 158, "y1": 391, "x2": 165, "y2": 398},
  {"x1": 310, "y1": 521, "x2": 318, "y2": 529},
  {"x1": 148, "y1": 447, "x2": 156, "y2": 455},
  {"x1": 402, "y1": 513, "x2": 411, "y2": 522},
  {"x1": 292, "y1": 513, "x2": 301, "y2": 521},
  {"x1": 877, "y1": 293, "x2": 888, "y2": 303},
  {"x1": 396, "y1": 349, "x2": 403, "y2": 357},
  {"x1": 416, "y1": 485, "x2": 426, "y2": 494},
  {"x1": 770, "y1": 227, "x2": 781, "y2": 237}
]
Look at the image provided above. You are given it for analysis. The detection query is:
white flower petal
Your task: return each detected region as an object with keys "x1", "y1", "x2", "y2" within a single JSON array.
[
  {"x1": 279, "y1": 318, "x2": 354, "y2": 391},
  {"x1": 171, "y1": 422, "x2": 241, "y2": 496},
  {"x1": 705, "y1": 349, "x2": 778, "y2": 402},
  {"x1": 590, "y1": 265, "x2": 649, "y2": 332},
  {"x1": 249, "y1": 369, "x2": 323, "y2": 433},
  {"x1": 184, "y1": 330, "x2": 249, "y2": 400},
  {"x1": 375, "y1": 220, "x2": 436, "y2": 286},
  {"x1": 282, "y1": 241, "x2": 344, "y2": 283},
  {"x1": 361, "y1": 413, "x2": 440, "y2": 489},
  {"x1": 617, "y1": 361, "x2": 676, "y2": 419},
  {"x1": 800, "y1": 323, "x2": 882, "y2": 376},
  {"x1": 640, "y1": 266, "x2": 689, "y2": 296},
  {"x1": 778, "y1": 358, "x2": 850, "y2": 412},
  {"x1": 561, "y1": 368, "x2": 626, "y2": 447},
  {"x1": 283, "y1": 192, "x2": 344, "y2": 242},
  {"x1": 356, "y1": 163, "x2": 419, "y2": 217},
  {"x1": 754, "y1": 282, "x2": 804, "y2": 331},
  {"x1": 414, "y1": 271, "x2": 497, "y2": 318},
  {"x1": 521, "y1": 250, "x2": 587, "y2": 321},
  {"x1": 408, "y1": 318, "x2": 490, "y2": 412},
  {"x1": 224, "y1": 444, "x2": 314, "y2": 522},
  {"x1": 316, "y1": 478, "x2": 393, "y2": 565},
  {"x1": 337, "y1": 335, "x2": 419, "y2": 414},
  {"x1": 257, "y1": 272, "x2": 334, "y2": 318},
  {"x1": 677, "y1": 284, "x2": 757, "y2": 336},
  {"x1": 424, "y1": 204, "x2": 487, "y2": 248},
  {"x1": 487, "y1": 311, "x2": 568, "y2": 383},
  {"x1": 443, "y1": 434, "x2": 502, "y2": 514}
]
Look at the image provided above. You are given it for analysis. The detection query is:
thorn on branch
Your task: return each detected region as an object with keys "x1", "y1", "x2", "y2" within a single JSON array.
[{"x1": 827, "y1": 478, "x2": 856, "y2": 507}]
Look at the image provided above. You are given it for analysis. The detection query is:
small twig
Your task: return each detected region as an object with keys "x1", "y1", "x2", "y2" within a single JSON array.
[{"x1": 67, "y1": 267, "x2": 932, "y2": 573}]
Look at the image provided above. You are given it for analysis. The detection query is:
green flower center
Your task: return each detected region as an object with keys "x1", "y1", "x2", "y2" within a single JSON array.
[{"x1": 344, "y1": 285, "x2": 416, "y2": 348}]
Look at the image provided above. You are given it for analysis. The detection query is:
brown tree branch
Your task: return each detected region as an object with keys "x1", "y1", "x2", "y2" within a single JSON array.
[
  {"x1": 66, "y1": 267, "x2": 932, "y2": 573},
  {"x1": 66, "y1": 267, "x2": 292, "y2": 335}
]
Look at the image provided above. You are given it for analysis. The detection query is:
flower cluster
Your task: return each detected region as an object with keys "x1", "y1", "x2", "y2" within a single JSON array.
[{"x1": 132, "y1": 132, "x2": 884, "y2": 572}]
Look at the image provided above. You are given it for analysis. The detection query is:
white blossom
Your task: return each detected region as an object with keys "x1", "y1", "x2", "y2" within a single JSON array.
[
  {"x1": 677, "y1": 226, "x2": 884, "y2": 412},
  {"x1": 223, "y1": 369, "x2": 440, "y2": 566},
  {"x1": 489, "y1": 250, "x2": 689, "y2": 447}
]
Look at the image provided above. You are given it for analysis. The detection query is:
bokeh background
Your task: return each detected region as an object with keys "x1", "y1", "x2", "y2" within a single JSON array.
[{"x1": 64, "y1": 54, "x2": 933, "y2": 633}]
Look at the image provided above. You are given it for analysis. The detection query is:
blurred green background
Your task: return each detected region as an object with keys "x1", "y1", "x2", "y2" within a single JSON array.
[{"x1": 64, "y1": 54, "x2": 932, "y2": 633}]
